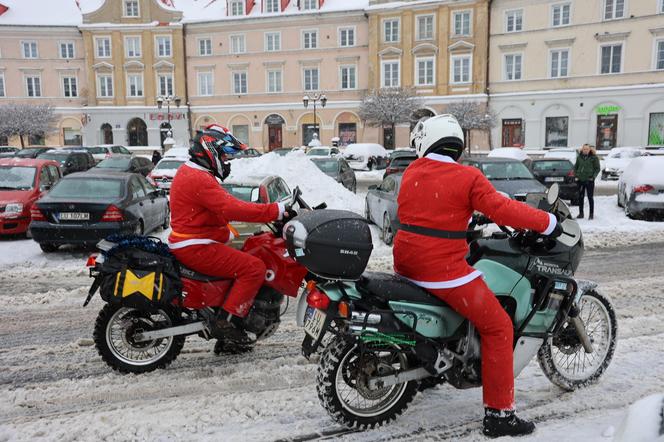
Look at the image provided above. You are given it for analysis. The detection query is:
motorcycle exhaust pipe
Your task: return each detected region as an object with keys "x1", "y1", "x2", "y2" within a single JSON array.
[{"x1": 570, "y1": 316, "x2": 594, "y2": 354}]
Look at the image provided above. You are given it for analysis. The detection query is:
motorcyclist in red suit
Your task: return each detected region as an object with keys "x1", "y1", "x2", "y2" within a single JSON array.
[
  {"x1": 168, "y1": 125, "x2": 288, "y2": 348},
  {"x1": 394, "y1": 115, "x2": 562, "y2": 438}
]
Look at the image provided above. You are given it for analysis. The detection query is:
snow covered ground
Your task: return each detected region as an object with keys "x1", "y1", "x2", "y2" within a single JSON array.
[{"x1": 1, "y1": 154, "x2": 664, "y2": 441}]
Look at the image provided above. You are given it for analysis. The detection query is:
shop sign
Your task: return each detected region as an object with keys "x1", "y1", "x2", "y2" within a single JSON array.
[
  {"x1": 596, "y1": 105, "x2": 621, "y2": 116},
  {"x1": 149, "y1": 112, "x2": 187, "y2": 121}
]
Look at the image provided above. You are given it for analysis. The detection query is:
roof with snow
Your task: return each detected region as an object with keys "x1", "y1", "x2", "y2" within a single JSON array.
[{"x1": 0, "y1": 0, "x2": 368, "y2": 27}]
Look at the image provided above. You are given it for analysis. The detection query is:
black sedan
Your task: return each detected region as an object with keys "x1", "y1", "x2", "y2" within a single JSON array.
[
  {"x1": 461, "y1": 157, "x2": 547, "y2": 201},
  {"x1": 311, "y1": 157, "x2": 357, "y2": 193},
  {"x1": 365, "y1": 174, "x2": 402, "y2": 245},
  {"x1": 529, "y1": 158, "x2": 577, "y2": 203},
  {"x1": 13, "y1": 147, "x2": 51, "y2": 159},
  {"x1": 94, "y1": 155, "x2": 154, "y2": 177},
  {"x1": 227, "y1": 148, "x2": 262, "y2": 160},
  {"x1": 29, "y1": 171, "x2": 169, "y2": 252}
]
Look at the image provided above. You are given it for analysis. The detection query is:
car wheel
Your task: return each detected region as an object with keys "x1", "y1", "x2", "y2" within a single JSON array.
[
  {"x1": 382, "y1": 213, "x2": 394, "y2": 246},
  {"x1": 40, "y1": 243, "x2": 58, "y2": 253},
  {"x1": 601, "y1": 172, "x2": 607, "y2": 181},
  {"x1": 162, "y1": 205, "x2": 171, "y2": 230}
]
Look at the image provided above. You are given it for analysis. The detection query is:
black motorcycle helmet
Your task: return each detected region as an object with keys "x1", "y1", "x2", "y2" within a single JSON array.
[{"x1": 189, "y1": 124, "x2": 245, "y2": 180}]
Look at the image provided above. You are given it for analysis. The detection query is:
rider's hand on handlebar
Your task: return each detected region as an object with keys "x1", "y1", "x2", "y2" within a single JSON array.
[{"x1": 283, "y1": 207, "x2": 298, "y2": 220}]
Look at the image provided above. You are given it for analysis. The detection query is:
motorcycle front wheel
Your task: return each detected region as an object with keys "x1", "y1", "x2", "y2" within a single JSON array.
[
  {"x1": 93, "y1": 303, "x2": 185, "y2": 374},
  {"x1": 538, "y1": 290, "x2": 617, "y2": 391},
  {"x1": 316, "y1": 336, "x2": 418, "y2": 429}
]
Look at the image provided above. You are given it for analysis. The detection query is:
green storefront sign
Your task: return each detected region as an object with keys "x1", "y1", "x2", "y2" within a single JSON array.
[{"x1": 596, "y1": 105, "x2": 622, "y2": 116}]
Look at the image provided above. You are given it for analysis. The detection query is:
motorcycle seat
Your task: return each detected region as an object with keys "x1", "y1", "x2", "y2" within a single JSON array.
[
  {"x1": 179, "y1": 265, "x2": 229, "y2": 282},
  {"x1": 356, "y1": 272, "x2": 448, "y2": 307}
]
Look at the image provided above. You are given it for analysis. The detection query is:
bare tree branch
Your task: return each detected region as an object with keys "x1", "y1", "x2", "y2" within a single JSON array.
[
  {"x1": 0, "y1": 103, "x2": 57, "y2": 146},
  {"x1": 359, "y1": 88, "x2": 423, "y2": 128}
]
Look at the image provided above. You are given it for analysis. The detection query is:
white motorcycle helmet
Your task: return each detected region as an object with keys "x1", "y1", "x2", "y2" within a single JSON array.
[{"x1": 410, "y1": 114, "x2": 465, "y2": 160}]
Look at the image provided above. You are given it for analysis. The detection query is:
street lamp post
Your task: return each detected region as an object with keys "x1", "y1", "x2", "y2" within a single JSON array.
[
  {"x1": 302, "y1": 93, "x2": 327, "y2": 145},
  {"x1": 156, "y1": 94, "x2": 182, "y2": 151}
]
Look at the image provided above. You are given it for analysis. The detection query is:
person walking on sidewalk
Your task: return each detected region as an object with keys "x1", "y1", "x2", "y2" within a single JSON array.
[{"x1": 574, "y1": 144, "x2": 601, "y2": 219}]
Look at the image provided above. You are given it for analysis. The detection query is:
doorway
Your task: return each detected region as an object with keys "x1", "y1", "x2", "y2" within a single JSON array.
[
  {"x1": 596, "y1": 115, "x2": 618, "y2": 150},
  {"x1": 383, "y1": 125, "x2": 394, "y2": 150},
  {"x1": 268, "y1": 125, "x2": 282, "y2": 150},
  {"x1": 502, "y1": 119, "x2": 524, "y2": 147},
  {"x1": 101, "y1": 123, "x2": 113, "y2": 145},
  {"x1": 127, "y1": 118, "x2": 147, "y2": 146}
]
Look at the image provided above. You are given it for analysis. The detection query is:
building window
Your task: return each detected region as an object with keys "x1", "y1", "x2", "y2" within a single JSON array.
[
  {"x1": 550, "y1": 49, "x2": 570, "y2": 77},
  {"x1": 127, "y1": 73, "x2": 143, "y2": 97},
  {"x1": 25, "y1": 76, "x2": 41, "y2": 97},
  {"x1": 417, "y1": 15, "x2": 434, "y2": 40},
  {"x1": 63, "y1": 128, "x2": 82, "y2": 146},
  {"x1": 198, "y1": 72, "x2": 213, "y2": 96},
  {"x1": 384, "y1": 18, "x2": 400, "y2": 43},
  {"x1": 22, "y1": 41, "x2": 38, "y2": 59},
  {"x1": 265, "y1": 32, "x2": 281, "y2": 51},
  {"x1": 233, "y1": 71, "x2": 247, "y2": 94},
  {"x1": 62, "y1": 76, "x2": 77, "y2": 97},
  {"x1": 125, "y1": 36, "x2": 141, "y2": 58},
  {"x1": 124, "y1": 0, "x2": 139, "y2": 17},
  {"x1": 303, "y1": 67, "x2": 319, "y2": 91},
  {"x1": 415, "y1": 57, "x2": 435, "y2": 86},
  {"x1": 158, "y1": 73, "x2": 174, "y2": 96},
  {"x1": 453, "y1": 11, "x2": 471, "y2": 36},
  {"x1": 660, "y1": 0, "x2": 664, "y2": 13},
  {"x1": 339, "y1": 27, "x2": 355, "y2": 47},
  {"x1": 301, "y1": 0, "x2": 317, "y2": 10},
  {"x1": 29, "y1": 134, "x2": 45, "y2": 146},
  {"x1": 451, "y1": 55, "x2": 471, "y2": 84},
  {"x1": 552, "y1": 3, "x2": 571, "y2": 26},
  {"x1": 504, "y1": 53, "x2": 523, "y2": 80},
  {"x1": 545, "y1": 116, "x2": 569, "y2": 147},
  {"x1": 156, "y1": 36, "x2": 172, "y2": 57},
  {"x1": 96, "y1": 37, "x2": 111, "y2": 58},
  {"x1": 230, "y1": 35, "x2": 246, "y2": 54},
  {"x1": 60, "y1": 42, "x2": 75, "y2": 59},
  {"x1": 232, "y1": 125, "x2": 249, "y2": 144},
  {"x1": 229, "y1": 0, "x2": 244, "y2": 15},
  {"x1": 267, "y1": 69, "x2": 282, "y2": 93},
  {"x1": 198, "y1": 38, "x2": 212, "y2": 56},
  {"x1": 604, "y1": 0, "x2": 625, "y2": 20},
  {"x1": 601, "y1": 43, "x2": 622, "y2": 74},
  {"x1": 97, "y1": 74, "x2": 113, "y2": 97},
  {"x1": 381, "y1": 60, "x2": 400, "y2": 88},
  {"x1": 265, "y1": 0, "x2": 279, "y2": 13},
  {"x1": 649, "y1": 113, "x2": 664, "y2": 146},
  {"x1": 656, "y1": 40, "x2": 664, "y2": 70},
  {"x1": 0, "y1": 74, "x2": 4, "y2": 97},
  {"x1": 303, "y1": 30, "x2": 318, "y2": 49},
  {"x1": 505, "y1": 9, "x2": 523, "y2": 32},
  {"x1": 340, "y1": 65, "x2": 357, "y2": 90}
]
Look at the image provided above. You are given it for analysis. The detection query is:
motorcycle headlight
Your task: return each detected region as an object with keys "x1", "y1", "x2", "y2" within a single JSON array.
[{"x1": 4, "y1": 203, "x2": 24, "y2": 216}]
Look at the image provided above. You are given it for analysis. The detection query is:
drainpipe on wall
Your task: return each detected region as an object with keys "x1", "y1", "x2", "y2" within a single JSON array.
[
  {"x1": 486, "y1": 0, "x2": 495, "y2": 150},
  {"x1": 182, "y1": 24, "x2": 193, "y2": 139}
]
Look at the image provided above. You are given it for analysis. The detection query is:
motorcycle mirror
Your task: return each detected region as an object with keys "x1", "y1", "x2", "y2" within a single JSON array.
[{"x1": 547, "y1": 183, "x2": 560, "y2": 206}]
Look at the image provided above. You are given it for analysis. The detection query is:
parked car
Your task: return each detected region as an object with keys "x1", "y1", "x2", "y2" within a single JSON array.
[
  {"x1": 543, "y1": 148, "x2": 578, "y2": 165},
  {"x1": 306, "y1": 147, "x2": 340, "y2": 158},
  {"x1": 617, "y1": 156, "x2": 664, "y2": 219},
  {"x1": 387, "y1": 148, "x2": 416, "y2": 166},
  {"x1": 95, "y1": 155, "x2": 154, "y2": 177},
  {"x1": 84, "y1": 145, "x2": 132, "y2": 163},
  {"x1": 529, "y1": 158, "x2": 577, "y2": 203},
  {"x1": 221, "y1": 175, "x2": 291, "y2": 248},
  {"x1": 365, "y1": 173, "x2": 401, "y2": 245},
  {"x1": 273, "y1": 148, "x2": 294, "y2": 156},
  {"x1": 227, "y1": 148, "x2": 262, "y2": 160},
  {"x1": 487, "y1": 147, "x2": 531, "y2": 166},
  {"x1": 37, "y1": 149, "x2": 95, "y2": 176},
  {"x1": 602, "y1": 147, "x2": 646, "y2": 180},
  {"x1": 462, "y1": 157, "x2": 547, "y2": 201},
  {"x1": 30, "y1": 171, "x2": 169, "y2": 252},
  {"x1": 13, "y1": 147, "x2": 51, "y2": 159},
  {"x1": 0, "y1": 147, "x2": 18, "y2": 157},
  {"x1": 310, "y1": 157, "x2": 356, "y2": 192},
  {"x1": 344, "y1": 143, "x2": 388, "y2": 170},
  {"x1": 164, "y1": 147, "x2": 190, "y2": 159},
  {"x1": 0, "y1": 158, "x2": 61, "y2": 236},
  {"x1": 384, "y1": 152, "x2": 417, "y2": 177},
  {"x1": 148, "y1": 157, "x2": 187, "y2": 191}
]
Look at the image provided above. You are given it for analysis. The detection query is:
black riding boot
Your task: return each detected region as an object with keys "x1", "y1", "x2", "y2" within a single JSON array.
[{"x1": 483, "y1": 408, "x2": 536, "y2": 438}]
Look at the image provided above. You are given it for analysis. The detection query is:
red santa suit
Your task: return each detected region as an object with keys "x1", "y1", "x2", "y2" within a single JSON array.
[
  {"x1": 394, "y1": 153, "x2": 556, "y2": 410},
  {"x1": 168, "y1": 161, "x2": 284, "y2": 317}
]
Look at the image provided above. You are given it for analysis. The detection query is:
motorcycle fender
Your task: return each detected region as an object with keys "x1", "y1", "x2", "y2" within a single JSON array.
[
  {"x1": 574, "y1": 279, "x2": 598, "y2": 304},
  {"x1": 513, "y1": 336, "x2": 544, "y2": 378}
]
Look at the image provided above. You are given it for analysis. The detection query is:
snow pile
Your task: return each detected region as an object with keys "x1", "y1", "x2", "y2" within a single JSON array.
[
  {"x1": 344, "y1": 143, "x2": 388, "y2": 159},
  {"x1": 613, "y1": 394, "x2": 664, "y2": 441},
  {"x1": 487, "y1": 148, "x2": 530, "y2": 162}
]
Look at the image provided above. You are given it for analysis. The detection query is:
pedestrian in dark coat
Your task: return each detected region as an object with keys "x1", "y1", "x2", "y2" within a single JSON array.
[
  {"x1": 574, "y1": 144, "x2": 601, "y2": 219},
  {"x1": 151, "y1": 150, "x2": 162, "y2": 165}
]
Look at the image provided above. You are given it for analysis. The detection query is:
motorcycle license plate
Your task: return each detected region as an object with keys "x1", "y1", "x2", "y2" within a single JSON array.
[
  {"x1": 304, "y1": 307, "x2": 326, "y2": 340},
  {"x1": 59, "y1": 212, "x2": 90, "y2": 221},
  {"x1": 545, "y1": 177, "x2": 565, "y2": 182}
]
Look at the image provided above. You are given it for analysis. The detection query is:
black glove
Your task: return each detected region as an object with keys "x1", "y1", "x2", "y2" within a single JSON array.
[
  {"x1": 283, "y1": 207, "x2": 298, "y2": 220},
  {"x1": 547, "y1": 223, "x2": 564, "y2": 239}
]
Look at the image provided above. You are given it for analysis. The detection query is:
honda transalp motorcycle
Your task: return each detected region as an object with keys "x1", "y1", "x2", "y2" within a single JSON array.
[{"x1": 288, "y1": 184, "x2": 617, "y2": 428}]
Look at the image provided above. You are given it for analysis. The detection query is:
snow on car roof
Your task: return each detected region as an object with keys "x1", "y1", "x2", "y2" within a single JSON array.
[
  {"x1": 620, "y1": 156, "x2": 664, "y2": 186},
  {"x1": 344, "y1": 143, "x2": 388, "y2": 157},
  {"x1": 487, "y1": 148, "x2": 530, "y2": 162}
]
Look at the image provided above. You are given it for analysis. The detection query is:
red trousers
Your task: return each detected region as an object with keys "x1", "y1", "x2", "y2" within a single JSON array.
[
  {"x1": 172, "y1": 243, "x2": 266, "y2": 318},
  {"x1": 430, "y1": 277, "x2": 515, "y2": 410}
]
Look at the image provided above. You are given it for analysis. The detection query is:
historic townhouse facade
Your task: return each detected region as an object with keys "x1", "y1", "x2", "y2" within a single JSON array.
[
  {"x1": 489, "y1": 0, "x2": 664, "y2": 150},
  {"x1": 366, "y1": 0, "x2": 490, "y2": 149}
]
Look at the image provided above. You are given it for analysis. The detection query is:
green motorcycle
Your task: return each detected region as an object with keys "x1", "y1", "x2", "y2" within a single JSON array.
[{"x1": 286, "y1": 184, "x2": 617, "y2": 429}]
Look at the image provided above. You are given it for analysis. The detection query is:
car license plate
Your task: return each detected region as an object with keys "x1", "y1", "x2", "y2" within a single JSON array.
[
  {"x1": 304, "y1": 306, "x2": 326, "y2": 340},
  {"x1": 59, "y1": 212, "x2": 90, "y2": 221},
  {"x1": 545, "y1": 177, "x2": 565, "y2": 182}
]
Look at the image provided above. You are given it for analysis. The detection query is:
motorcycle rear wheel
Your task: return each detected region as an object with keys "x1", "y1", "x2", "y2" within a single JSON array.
[
  {"x1": 316, "y1": 336, "x2": 418, "y2": 429},
  {"x1": 93, "y1": 304, "x2": 185, "y2": 374},
  {"x1": 537, "y1": 290, "x2": 617, "y2": 391}
]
